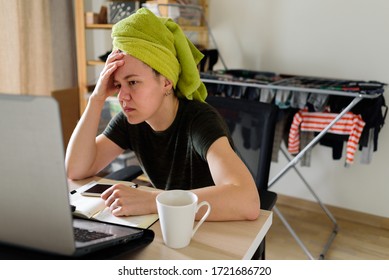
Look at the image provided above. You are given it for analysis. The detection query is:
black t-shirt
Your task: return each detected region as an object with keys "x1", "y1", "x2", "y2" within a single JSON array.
[{"x1": 103, "y1": 98, "x2": 232, "y2": 190}]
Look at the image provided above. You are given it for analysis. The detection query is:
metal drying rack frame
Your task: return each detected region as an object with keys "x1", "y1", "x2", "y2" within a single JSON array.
[{"x1": 201, "y1": 75, "x2": 385, "y2": 259}]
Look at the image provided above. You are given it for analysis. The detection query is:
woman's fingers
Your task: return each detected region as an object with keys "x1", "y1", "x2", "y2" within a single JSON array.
[
  {"x1": 92, "y1": 53, "x2": 125, "y2": 100},
  {"x1": 106, "y1": 49, "x2": 124, "y2": 64}
]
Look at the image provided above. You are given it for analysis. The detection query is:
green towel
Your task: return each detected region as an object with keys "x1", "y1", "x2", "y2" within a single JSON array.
[{"x1": 111, "y1": 8, "x2": 207, "y2": 102}]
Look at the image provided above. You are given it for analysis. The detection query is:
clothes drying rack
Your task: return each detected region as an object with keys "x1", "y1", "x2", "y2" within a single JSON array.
[{"x1": 201, "y1": 72, "x2": 386, "y2": 259}]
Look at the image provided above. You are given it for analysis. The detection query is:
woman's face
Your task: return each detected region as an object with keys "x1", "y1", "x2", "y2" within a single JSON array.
[{"x1": 113, "y1": 54, "x2": 171, "y2": 126}]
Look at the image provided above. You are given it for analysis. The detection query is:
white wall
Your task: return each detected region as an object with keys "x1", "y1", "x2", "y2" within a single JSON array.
[{"x1": 209, "y1": 0, "x2": 389, "y2": 218}]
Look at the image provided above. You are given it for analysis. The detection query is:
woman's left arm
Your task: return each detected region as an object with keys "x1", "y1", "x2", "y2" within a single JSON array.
[{"x1": 191, "y1": 136, "x2": 260, "y2": 221}]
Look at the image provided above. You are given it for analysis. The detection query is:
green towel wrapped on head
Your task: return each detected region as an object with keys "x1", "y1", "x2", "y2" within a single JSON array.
[{"x1": 111, "y1": 8, "x2": 207, "y2": 102}]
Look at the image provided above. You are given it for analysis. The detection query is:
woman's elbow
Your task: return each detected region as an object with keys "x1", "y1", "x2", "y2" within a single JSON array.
[
  {"x1": 242, "y1": 193, "x2": 261, "y2": 220},
  {"x1": 67, "y1": 173, "x2": 82, "y2": 181},
  {"x1": 65, "y1": 162, "x2": 90, "y2": 181},
  {"x1": 244, "y1": 203, "x2": 261, "y2": 221},
  {"x1": 66, "y1": 167, "x2": 84, "y2": 181}
]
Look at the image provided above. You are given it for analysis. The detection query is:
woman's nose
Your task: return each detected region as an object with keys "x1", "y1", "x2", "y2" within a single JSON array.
[{"x1": 118, "y1": 89, "x2": 131, "y2": 101}]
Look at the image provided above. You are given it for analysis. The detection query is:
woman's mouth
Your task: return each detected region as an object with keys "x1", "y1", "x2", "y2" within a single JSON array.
[{"x1": 122, "y1": 106, "x2": 134, "y2": 113}]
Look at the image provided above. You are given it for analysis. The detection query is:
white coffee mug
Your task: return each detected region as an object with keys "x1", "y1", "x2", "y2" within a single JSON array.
[{"x1": 156, "y1": 190, "x2": 211, "y2": 249}]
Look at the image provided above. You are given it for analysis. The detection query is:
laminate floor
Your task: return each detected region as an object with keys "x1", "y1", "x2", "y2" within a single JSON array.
[{"x1": 265, "y1": 203, "x2": 389, "y2": 260}]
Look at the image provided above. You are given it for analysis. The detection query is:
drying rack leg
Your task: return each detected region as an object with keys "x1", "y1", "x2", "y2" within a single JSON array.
[
  {"x1": 278, "y1": 147, "x2": 339, "y2": 260},
  {"x1": 268, "y1": 96, "x2": 362, "y2": 259},
  {"x1": 272, "y1": 205, "x2": 315, "y2": 259}
]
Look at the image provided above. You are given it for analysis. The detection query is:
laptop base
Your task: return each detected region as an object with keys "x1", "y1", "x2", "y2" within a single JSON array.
[{"x1": 0, "y1": 228, "x2": 154, "y2": 260}]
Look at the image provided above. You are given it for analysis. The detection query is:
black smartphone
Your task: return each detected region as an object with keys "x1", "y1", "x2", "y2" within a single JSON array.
[{"x1": 81, "y1": 184, "x2": 113, "y2": 197}]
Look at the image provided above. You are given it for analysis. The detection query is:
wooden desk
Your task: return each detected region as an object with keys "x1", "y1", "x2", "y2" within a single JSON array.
[{"x1": 69, "y1": 177, "x2": 273, "y2": 260}]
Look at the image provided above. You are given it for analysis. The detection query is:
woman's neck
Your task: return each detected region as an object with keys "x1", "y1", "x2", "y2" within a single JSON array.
[{"x1": 147, "y1": 96, "x2": 180, "y2": 132}]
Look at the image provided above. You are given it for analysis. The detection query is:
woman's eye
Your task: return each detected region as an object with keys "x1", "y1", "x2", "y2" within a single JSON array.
[
  {"x1": 114, "y1": 84, "x2": 121, "y2": 89},
  {"x1": 128, "y1": 81, "x2": 138, "y2": 86}
]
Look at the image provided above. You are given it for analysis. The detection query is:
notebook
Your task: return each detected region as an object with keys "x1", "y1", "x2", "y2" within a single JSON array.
[{"x1": 0, "y1": 94, "x2": 153, "y2": 257}]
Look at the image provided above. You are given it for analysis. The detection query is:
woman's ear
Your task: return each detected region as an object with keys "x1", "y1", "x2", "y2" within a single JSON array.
[{"x1": 163, "y1": 78, "x2": 173, "y2": 91}]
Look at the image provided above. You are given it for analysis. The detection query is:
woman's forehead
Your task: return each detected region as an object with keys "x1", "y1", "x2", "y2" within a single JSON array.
[{"x1": 114, "y1": 54, "x2": 154, "y2": 80}]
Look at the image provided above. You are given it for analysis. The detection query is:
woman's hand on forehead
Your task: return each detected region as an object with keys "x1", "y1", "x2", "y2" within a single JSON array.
[{"x1": 92, "y1": 50, "x2": 125, "y2": 102}]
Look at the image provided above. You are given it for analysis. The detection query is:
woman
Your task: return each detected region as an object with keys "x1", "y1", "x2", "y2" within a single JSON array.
[{"x1": 65, "y1": 8, "x2": 260, "y2": 221}]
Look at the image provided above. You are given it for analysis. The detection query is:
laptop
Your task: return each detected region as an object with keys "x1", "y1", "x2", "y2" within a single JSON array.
[{"x1": 0, "y1": 94, "x2": 153, "y2": 258}]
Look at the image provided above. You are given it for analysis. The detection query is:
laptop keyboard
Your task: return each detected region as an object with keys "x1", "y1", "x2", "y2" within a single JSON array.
[{"x1": 74, "y1": 227, "x2": 113, "y2": 243}]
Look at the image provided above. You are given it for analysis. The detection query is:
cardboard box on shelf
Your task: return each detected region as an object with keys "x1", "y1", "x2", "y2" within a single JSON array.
[
  {"x1": 85, "y1": 12, "x2": 99, "y2": 24},
  {"x1": 85, "y1": 6, "x2": 108, "y2": 25}
]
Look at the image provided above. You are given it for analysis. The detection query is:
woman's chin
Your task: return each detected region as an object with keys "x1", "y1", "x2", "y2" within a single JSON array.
[{"x1": 125, "y1": 115, "x2": 143, "y2": 125}]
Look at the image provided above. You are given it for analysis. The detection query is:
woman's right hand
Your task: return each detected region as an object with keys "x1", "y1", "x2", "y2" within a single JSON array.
[{"x1": 91, "y1": 49, "x2": 125, "y2": 102}]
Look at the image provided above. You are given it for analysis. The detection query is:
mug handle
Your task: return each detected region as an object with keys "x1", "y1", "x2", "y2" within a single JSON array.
[{"x1": 192, "y1": 201, "x2": 211, "y2": 237}]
